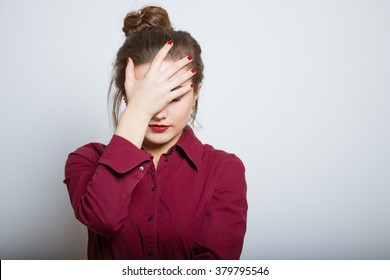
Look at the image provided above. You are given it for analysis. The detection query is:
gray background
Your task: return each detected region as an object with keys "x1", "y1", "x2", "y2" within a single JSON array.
[{"x1": 0, "y1": 0, "x2": 389, "y2": 259}]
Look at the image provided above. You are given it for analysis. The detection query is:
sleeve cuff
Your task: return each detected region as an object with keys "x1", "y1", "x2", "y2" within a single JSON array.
[{"x1": 98, "y1": 135, "x2": 152, "y2": 174}]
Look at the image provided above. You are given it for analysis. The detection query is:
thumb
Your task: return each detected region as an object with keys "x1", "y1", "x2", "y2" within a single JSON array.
[{"x1": 125, "y1": 57, "x2": 136, "y2": 87}]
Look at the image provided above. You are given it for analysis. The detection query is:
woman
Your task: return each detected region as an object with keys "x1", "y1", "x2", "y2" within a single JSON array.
[{"x1": 64, "y1": 6, "x2": 247, "y2": 260}]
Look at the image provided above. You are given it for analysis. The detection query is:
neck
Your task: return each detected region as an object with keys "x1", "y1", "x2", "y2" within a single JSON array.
[
  {"x1": 142, "y1": 130, "x2": 184, "y2": 167},
  {"x1": 145, "y1": 145, "x2": 166, "y2": 168}
]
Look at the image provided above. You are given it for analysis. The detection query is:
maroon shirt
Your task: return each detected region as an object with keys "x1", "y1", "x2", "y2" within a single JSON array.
[{"x1": 63, "y1": 127, "x2": 247, "y2": 259}]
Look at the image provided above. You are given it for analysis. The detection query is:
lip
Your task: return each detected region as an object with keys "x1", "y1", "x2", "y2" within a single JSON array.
[{"x1": 149, "y1": 124, "x2": 170, "y2": 133}]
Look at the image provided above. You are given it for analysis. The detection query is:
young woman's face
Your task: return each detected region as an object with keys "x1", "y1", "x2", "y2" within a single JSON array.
[{"x1": 134, "y1": 60, "x2": 198, "y2": 152}]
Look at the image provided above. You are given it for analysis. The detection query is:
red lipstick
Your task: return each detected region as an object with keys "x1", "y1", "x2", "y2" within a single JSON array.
[{"x1": 149, "y1": 124, "x2": 169, "y2": 133}]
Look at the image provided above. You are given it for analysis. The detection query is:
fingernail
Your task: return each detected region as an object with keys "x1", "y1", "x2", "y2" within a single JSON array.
[
  {"x1": 191, "y1": 83, "x2": 194, "y2": 88},
  {"x1": 127, "y1": 57, "x2": 130, "y2": 63},
  {"x1": 191, "y1": 68, "x2": 196, "y2": 73},
  {"x1": 187, "y1": 55, "x2": 193, "y2": 61},
  {"x1": 167, "y1": 40, "x2": 173, "y2": 45}
]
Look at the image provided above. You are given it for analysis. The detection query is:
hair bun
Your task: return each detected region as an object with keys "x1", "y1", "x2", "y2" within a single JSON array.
[{"x1": 122, "y1": 6, "x2": 173, "y2": 37}]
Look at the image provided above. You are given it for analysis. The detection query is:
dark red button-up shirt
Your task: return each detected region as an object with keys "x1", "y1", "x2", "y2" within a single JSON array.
[{"x1": 64, "y1": 127, "x2": 247, "y2": 259}]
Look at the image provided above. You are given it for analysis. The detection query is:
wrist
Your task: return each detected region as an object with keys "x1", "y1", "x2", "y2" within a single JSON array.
[
  {"x1": 115, "y1": 107, "x2": 151, "y2": 148},
  {"x1": 120, "y1": 105, "x2": 151, "y2": 124}
]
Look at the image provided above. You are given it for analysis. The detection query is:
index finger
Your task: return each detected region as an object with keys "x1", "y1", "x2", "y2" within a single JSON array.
[{"x1": 148, "y1": 40, "x2": 173, "y2": 74}]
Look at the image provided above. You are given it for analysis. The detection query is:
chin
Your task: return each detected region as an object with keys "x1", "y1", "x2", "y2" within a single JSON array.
[{"x1": 145, "y1": 132, "x2": 175, "y2": 146}]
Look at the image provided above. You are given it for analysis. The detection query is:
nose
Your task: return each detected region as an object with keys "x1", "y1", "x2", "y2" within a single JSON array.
[{"x1": 152, "y1": 107, "x2": 168, "y2": 121}]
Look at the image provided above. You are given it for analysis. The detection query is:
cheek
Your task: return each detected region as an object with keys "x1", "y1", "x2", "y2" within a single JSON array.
[{"x1": 170, "y1": 101, "x2": 193, "y2": 121}]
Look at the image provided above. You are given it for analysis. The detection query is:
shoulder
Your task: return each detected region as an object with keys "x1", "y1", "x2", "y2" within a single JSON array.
[
  {"x1": 201, "y1": 143, "x2": 245, "y2": 172},
  {"x1": 66, "y1": 141, "x2": 107, "y2": 165},
  {"x1": 64, "y1": 141, "x2": 108, "y2": 180},
  {"x1": 179, "y1": 127, "x2": 245, "y2": 172},
  {"x1": 199, "y1": 143, "x2": 247, "y2": 195}
]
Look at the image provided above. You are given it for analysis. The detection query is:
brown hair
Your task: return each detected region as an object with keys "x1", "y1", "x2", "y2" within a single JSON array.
[{"x1": 108, "y1": 6, "x2": 204, "y2": 128}]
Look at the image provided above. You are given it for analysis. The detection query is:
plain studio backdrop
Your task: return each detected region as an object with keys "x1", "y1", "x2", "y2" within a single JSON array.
[{"x1": 0, "y1": 0, "x2": 389, "y2": 259}]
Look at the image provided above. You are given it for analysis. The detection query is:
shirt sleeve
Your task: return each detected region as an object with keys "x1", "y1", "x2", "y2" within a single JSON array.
[
  {"x1": 191, "y1": 156, "x2": 248, "y2": 259},
  {"x1": 63, "y1": 135, "x2": 153, "y2": 236}
]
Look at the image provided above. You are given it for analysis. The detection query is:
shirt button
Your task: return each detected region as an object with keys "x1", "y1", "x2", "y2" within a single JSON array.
[
  {"x1": 163, "y1": 156, "x2": 168, "y2": 162},
  {"x1": 147, "y1": 250, "x2": 153, "y2": 257},
  {"x1": 151, "y1": 186, "x2": 157, "y2": 192},
  {"x1": 147, "y1": 215, "x2": 153, "y2": 221},
  {"x1": 139, "y1": 166, "x2": 144, "y2": 171}
]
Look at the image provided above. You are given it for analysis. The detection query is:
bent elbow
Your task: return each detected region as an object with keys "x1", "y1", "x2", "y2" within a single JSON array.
[
  {"x1": 90, "y1": 219, "x2": 124, "y2": 236},
  {"x1": 75, "y1": 208, "x2": 124, "y2": 237}
]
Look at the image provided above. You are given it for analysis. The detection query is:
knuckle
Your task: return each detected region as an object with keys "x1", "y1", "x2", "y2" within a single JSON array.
[
  {"x1": 182, "y1": 74, "x2": 191, "y2": 82},
  {"x1": 172, "y1": 64, "x2": 181, "y2": 73}
]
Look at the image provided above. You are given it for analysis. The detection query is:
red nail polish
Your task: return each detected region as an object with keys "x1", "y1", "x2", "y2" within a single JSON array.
[
  {"x1": 190, "y1": 83, "x2": 194, "y2": 88},
  {"x1": 191, "y1": 68, "x2": 196, "y2": 73},
  {"x1": 167, "y1": 40, "x2": 173, "y2": 45},
  {"x1": 187, "y1": 55, "x2": 193, "y2": 61}
]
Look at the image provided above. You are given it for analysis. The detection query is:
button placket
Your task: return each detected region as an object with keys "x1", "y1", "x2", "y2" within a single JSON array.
[{"x1": 142, "y1": 167, "x2": 158, "y2": 260}]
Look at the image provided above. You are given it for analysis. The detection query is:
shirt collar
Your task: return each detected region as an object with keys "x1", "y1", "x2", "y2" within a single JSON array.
[{"x1": 175, "y1": 126, "x2": 203, "y2": 172}]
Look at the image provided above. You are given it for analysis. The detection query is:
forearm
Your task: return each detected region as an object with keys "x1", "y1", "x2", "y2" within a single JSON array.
[
  {"x1": 114, "y1": 106, "x2": 150, "y2": 148},
  {"x1": 64, "y1": 135, "x2": 152, "y2": 236},
  {"x1": 71, "y1": 165, "x2": 143, "y2": 235}
]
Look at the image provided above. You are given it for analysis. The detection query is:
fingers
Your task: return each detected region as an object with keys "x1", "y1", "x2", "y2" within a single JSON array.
[
  {"x1": 169, "y1": 82, "x2": 195, "y2": 101},
  {"x1": 165, "y1": 67, "x2": 196, "y2": 92},
  {"x1": 125, "y1": 57, "x2": 136, "y2": 88},
  {"x1": 147, "y1": 40, "x2": 193, "y2": 85},
  {"x1": 158, "y1": 55, "x2": 193, "y2": 82},
  {"x1": 148, "y1": 40, "x2": 174, "y2": 74}
]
